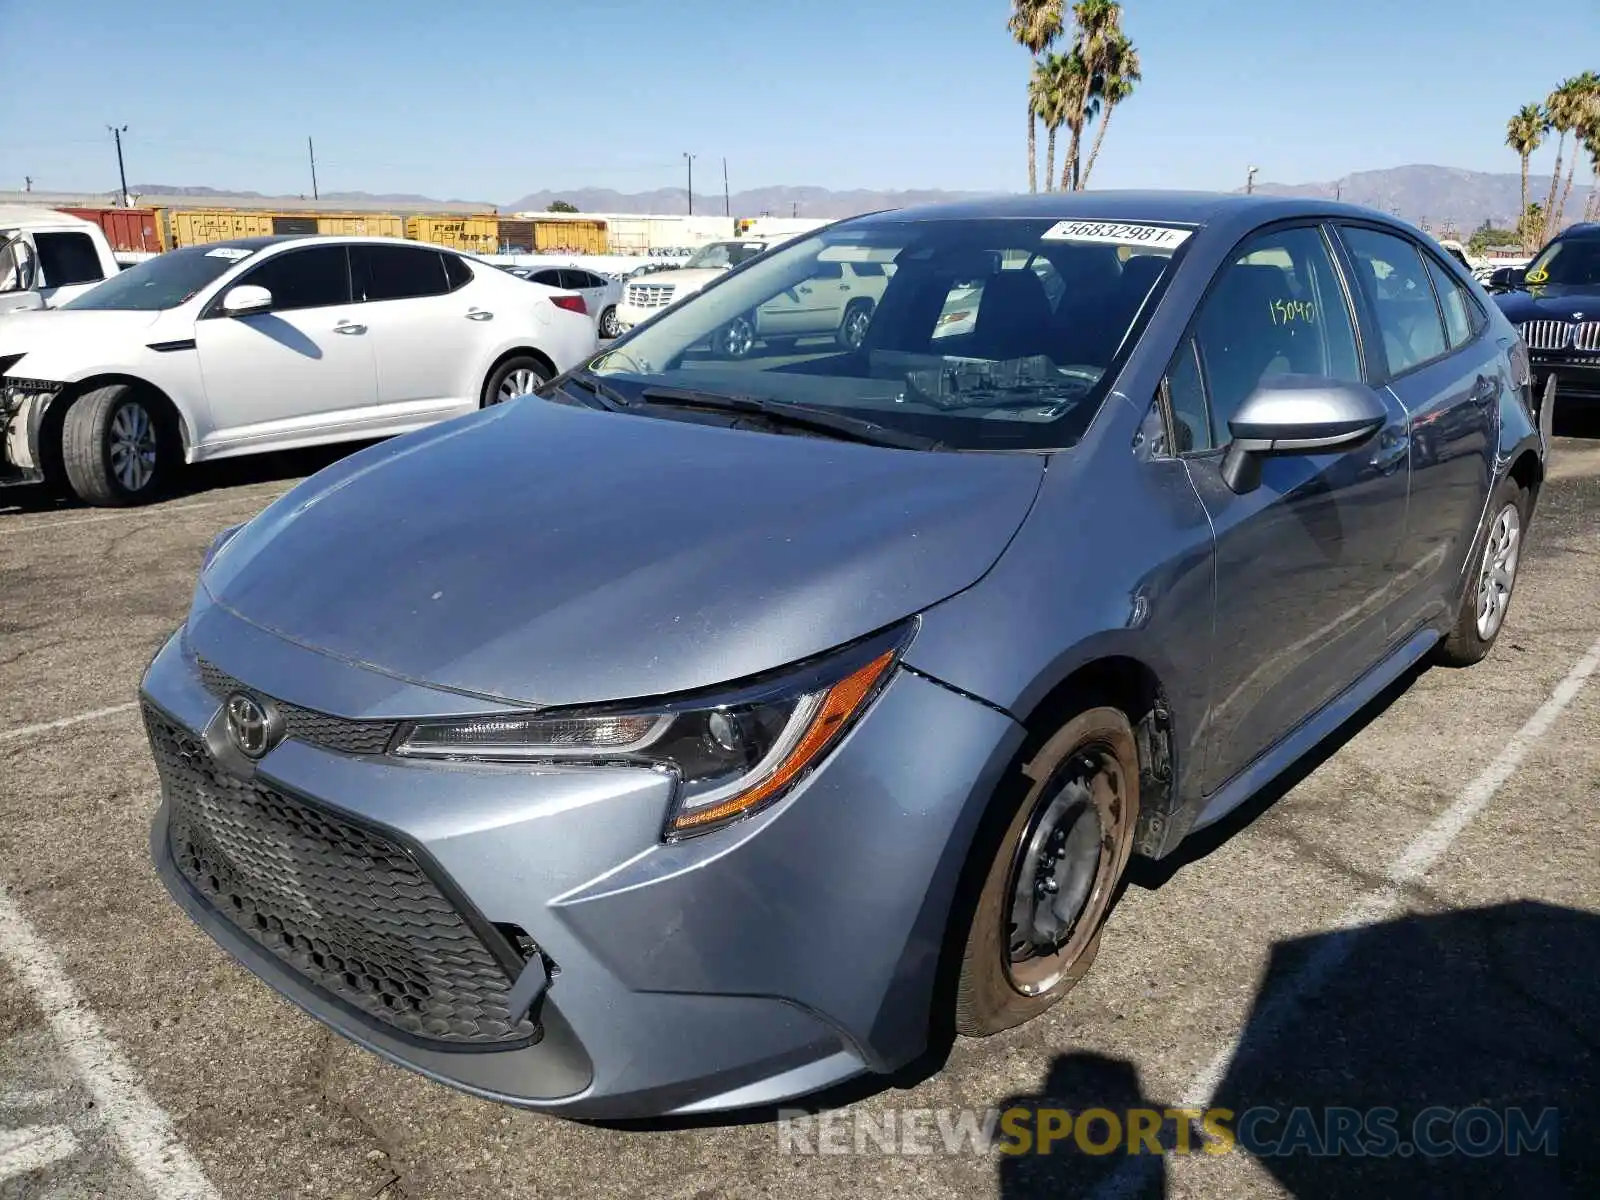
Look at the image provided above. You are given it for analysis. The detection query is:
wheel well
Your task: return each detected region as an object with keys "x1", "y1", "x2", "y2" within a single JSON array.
[
  {"x1": 1509, "y1": 448, "x2": 1543, "y2": 506},
  {"x1": 1015, "y1": 656, "x2": 1175, "y2": 858},
  {"x1": 40, "y1": 375, "x2": 187, "y2": 480},
  {"x1": 481, "y1": 347, "x2": 557, "y2": 404}
]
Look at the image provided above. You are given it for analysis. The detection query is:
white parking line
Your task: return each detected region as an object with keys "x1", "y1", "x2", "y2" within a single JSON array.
[
  {"x1": 1095, "y1": 630, "x2": 1600, "y2": 1197},
  {"x1": 0, "y1": 883, "x2": 218, "y2": 1199},
  {"x1": 0, "y1": 1124, "x2": 80, "y2": 1183},
  {"x1": 0, "y1": 703, "x2": 140, "y2": 746}
]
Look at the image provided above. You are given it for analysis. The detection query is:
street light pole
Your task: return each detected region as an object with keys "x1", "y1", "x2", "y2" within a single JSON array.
[
  {"x1": 108, "y1": 124, "x2": 129, "y2": 206},
  {"x1": 308, "y1": 136, "x2": 319, "y2": 200},
  {"x1": 683, "y1": 153, "x2": 696, "y2": 216},
  {"x1": 1245, "y1": 165, "x2": 1258, "y2": 195},
  {"x1": 722, "y1": 157, "x2": 729, "y2": 217}
]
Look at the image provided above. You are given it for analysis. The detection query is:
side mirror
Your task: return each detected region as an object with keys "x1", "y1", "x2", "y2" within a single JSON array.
[
  {"x1": 1506, "y1": 266, "x2": 1528, "y2": 289},
  {"x1": 1487, "y1": 266, "x2": 1525, "y2": 293},
  {"x1": 0, "y1": 238, "x2": 38, "y2": 295},
  {"x1": 220, "y1": 284, "x2": 273, "y2": 316},
  {"x1": 1219, "y1": 377, "x2": 1388, "y2": 494}
]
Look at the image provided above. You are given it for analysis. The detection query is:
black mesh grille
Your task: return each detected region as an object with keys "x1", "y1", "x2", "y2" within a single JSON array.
[
  {"x1": 196, "y1": 659, "x2": 397, "y2": 756},
  {"x1": 146, "y1": 705, "x2": 539, "y2": 1046}
]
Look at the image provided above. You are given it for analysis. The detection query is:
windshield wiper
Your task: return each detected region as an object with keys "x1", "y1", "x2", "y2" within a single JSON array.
[
  {"x1": 562, "y1": 371, "x2": 635, "y2": 411},
  {"x1": 637, "y1": 385, "x2": 943, "y2": 451}
]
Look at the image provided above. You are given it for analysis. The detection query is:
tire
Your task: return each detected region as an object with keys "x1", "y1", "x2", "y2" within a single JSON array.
[
  {"x1": 712, "y1": 315, "x2": 755, "y2": 360},
  {"x1": 61, "y1": 384, "x2": 175, "y2": 507},
  {"x1": 599, "y1": 306, "x2": 621, "y2": 339},
  {"x1": 1433, "y1": 476, "x2": 1529, "y2": 667},
  {"x1": 954, "y1": 707, "x2": 1140, "y2": 1037},
  {"x1": 837, "y1": 299, "x2": 874, "y2": 350},
  {"x1": 482, "y1": 356, "x2": 551, "y2": 408}
]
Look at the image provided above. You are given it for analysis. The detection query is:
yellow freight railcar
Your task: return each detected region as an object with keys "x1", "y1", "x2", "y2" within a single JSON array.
[
  {"x1": 167, "y1": 209, "x2": 277, "y2": 247},
  {"x1": 533, "y1": 219, "x2": 608, "y2": 255},
  {"x1": 404, "y1": 215, "x2": 500, "y2": 254},
  {"x1": 315, "y1": 213, "x2": 406, "y2": 238}
]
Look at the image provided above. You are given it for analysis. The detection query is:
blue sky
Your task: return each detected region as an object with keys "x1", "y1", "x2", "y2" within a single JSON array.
[{"x1": 2, "y1": 0, "x2": 1596, "y2": 202}]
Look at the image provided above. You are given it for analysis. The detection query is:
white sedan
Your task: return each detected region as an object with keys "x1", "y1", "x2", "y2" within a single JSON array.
[
  {"x1": 0, "y1": 235, "x2": 598, "y2": 505},
  {"x1": 511, "y1": 265, "x2": 625, "y2": 339}
]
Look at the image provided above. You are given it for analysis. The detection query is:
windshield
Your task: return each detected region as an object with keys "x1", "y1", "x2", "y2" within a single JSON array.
[
  {"x1": 1524, "y1": 235, "x2": 1600, "y2": 288},
  {"x1": 62, "y1": 244, "x2": 259, "y2": 311},
  {"x1": 589, "y1": 215, "x2": 1190, "y2": 450},
  {"x1": 683, "y1": 242, "x2": 766, "y2": 270}
]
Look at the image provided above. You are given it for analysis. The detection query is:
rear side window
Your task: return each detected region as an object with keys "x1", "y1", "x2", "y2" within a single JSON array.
[
  {"x1": 351, "y1": 244, "x2": 450, "y2": 301},
  {"x1": 36, "y1": 232, "x2": 104, "y2": 287},
  {"x1": 1424, "y1": 254, "x2": 1481, "y2": 349},
  {"x1": 1341, "y1": 227, "x2": 1448, "y2": 375},
  {"x1": 443, "y1": 254, "x2": 473, "y2": 291},
  {"x1": 1190, "y1": 225, "x2": 1363, "y2": 448},
  {"x1": 236, "y1": 246, "x2": 351, "y2": 311}
]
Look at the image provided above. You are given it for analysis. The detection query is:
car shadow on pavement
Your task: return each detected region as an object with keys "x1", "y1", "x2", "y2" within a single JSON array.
[
  {"x1": 995, "y1": 902, "x2": 1597, "y2": 1198},
  {"x1": 0, "y1": 440, "x2": 379, "y2": 515}
]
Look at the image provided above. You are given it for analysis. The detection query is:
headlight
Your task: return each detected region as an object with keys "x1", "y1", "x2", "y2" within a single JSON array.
[{"x1": 393, "y1": 623, "x2": 912, "y2": 838}]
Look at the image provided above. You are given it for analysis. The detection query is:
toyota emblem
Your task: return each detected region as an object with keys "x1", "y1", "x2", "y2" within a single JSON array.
[{"x1": 225, "y1": 692, "x2": 279, "y2": 759}]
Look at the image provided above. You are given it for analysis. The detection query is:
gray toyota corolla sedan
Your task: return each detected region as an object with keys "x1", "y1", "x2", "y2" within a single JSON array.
[{"x1": 141, "y1": 193, "x2": 1546, "y2": 1119}]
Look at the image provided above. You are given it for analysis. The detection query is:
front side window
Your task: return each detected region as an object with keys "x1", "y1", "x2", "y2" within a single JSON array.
[
  {"x1": 1524, "y1": 234, "x2": 1600, "y2": 288},
  {"x1": 1162, "y1": 337, "x2": 1208, "y2": 453},
  {"x1": 35, "y1": 232, "x2": 104, "y2": 287},
  {"x1": 531, "y1": 269, "x2": 563, "y2": 286},
  {"x1": 233, "y1": 246, "x2": 350, "y2": 312},
  {"x1": 1190, "y1": 225, "x2": 1362, "y2": 446},
  {"x1": 64, "y1": 244, "x2": 260, "y2": 311},
  {"x1": 351, "y1": 244, "x2": 450, "y2": 302},
  {"x1": 589, "y1": 215, "x2": 1191, "y2": 450},
  {"x1": 1342, "y1": 227, "x2": 1448, "y2": 375}
]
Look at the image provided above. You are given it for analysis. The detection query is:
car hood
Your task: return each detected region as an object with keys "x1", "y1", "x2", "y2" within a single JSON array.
[
  {"x1": 201, "y1": 399, "x2": 1045, "y2": 707},
  {"x1": 1494, "y1": 286, "x2": 1600, "y2": 323},
  {"x1": 627, "y1": 267, "x2": 725, "y2": 295},
  {"x1": 0, "y1": 308, "x2": 166, "y2": 369}
]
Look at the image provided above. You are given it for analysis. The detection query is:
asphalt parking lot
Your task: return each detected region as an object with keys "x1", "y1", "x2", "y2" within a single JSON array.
[{"x1": 2, "y1": 423, "x2": 1598, "y2": 1200}]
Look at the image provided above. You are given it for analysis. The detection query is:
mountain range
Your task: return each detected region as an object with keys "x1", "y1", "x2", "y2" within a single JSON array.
[{"x1": 29, "y1": 164, "x2": 1592, "y2": 230}]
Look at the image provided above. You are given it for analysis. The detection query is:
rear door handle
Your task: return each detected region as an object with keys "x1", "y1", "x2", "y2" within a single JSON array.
[
  {"x1": 466, "y1": 308, "x2": 494, "y2": 321},
  {"x1": 333, "y1": 321, "x2": 366, "y2": 335}
]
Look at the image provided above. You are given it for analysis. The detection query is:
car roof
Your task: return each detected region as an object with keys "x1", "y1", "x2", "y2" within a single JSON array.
[
  {"x1": 189, "y1": 234, "x2": 469, "y2": 253},
  {"x1": 865, "y1": 189, "x2": 1399, "y2": 229},
  {"x1": 0, "y1": 205, "x2": 102, "y2": 233}
]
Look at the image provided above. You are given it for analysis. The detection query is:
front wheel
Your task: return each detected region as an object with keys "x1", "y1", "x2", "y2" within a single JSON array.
[
  {"x1": 1433, "y1": 476, "x2": 1529, "y2": 666},
  {"x1": 954, "y1": 707, "x2": 1140, "y2": 1036},
  {"x1": 712, "y1": 315, "x2": 755, "y2": 360},
  {"x1": 61, "y1": 384, "x2": 176, "y2": 507},
  {"x1": 482, "y1": 356, "x2": 551, "y2": 408}
]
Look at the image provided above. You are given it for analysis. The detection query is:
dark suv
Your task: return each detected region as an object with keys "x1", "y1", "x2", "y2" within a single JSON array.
[{"x1": 1493, "y1": 222, "x2": 1600, "y2": 410}]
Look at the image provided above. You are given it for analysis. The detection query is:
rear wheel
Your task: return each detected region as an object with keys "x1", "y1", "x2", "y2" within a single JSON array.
[
  {"x1": 61, "y1": 384, "x2": 176, "y2": 507},
  {"x1": 1434, "y1": 476, "x2": 1529, "y2": 666},
  {"x1": 954, "y1": 707, "x2": 1140, "y2": 1036},
  {"x1": 482, "y1": 356, "x2": 551, "y2": 407},
  {"x1": 837, "y1": 299, "x2": 874, "y2": 350},
  {"x1": 712, "y1": 314, "x2": 755, "y2": 360},
  {"x1": 599, "y1": 306, "x2": 621, "y2": 339}
]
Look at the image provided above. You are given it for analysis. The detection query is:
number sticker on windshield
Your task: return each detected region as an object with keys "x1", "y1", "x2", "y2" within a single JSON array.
[
  {"x1": 1040, "y1": 221, "x2": 1192, "y2": 249},
  {"x1": 204, "y1": 247, "x2": 253, "y2": 260}
]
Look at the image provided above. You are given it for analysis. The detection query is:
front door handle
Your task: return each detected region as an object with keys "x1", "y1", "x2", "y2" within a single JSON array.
[
  {"x1": 333, "y1": 321, "x2": 367, "y2": 335},
  {"x1": 466, "y1": 308, "x2": 494, "y2": 321}
]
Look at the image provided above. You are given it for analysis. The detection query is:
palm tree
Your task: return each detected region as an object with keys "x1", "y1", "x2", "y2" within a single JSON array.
[
  {"x1": 1541, "y1": 75, "x2": 1588, "y2": 241},
  {"x1": 1030, "y1": 59, "x2": 1061, "y2": 191},
  {"x1": 1054, "y1": 49, "x2": 1100, "y2": 192},
  {"x1": 1585, "y1": 134, "x2": 1600, "y2": 223},
  {"x1": 1079, "y1": 32, "x2": 1140, "y2": 190},
  {"x1": 1505, "y1": 103, "x2": 1547, "y2": 251},
  {"x1": 1010, "y1": 0, "x2": 1065, "y2": 193},
  {"x1": 1063, "y1": 0, "x2": 1121, "y2": 191},
  {"x1": 1553, "y1": 71, "x2": 1599, "y2": 237}
]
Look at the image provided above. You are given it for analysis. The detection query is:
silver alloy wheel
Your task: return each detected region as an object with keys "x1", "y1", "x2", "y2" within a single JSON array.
[
  {"x1": 1475, "y1": 502, "x2": 1522, "y2": 640},
  {"x1": 716, "y1": 317, "x2": 754, "y2": 359},
  {"x1": 108, "y1": 400, "x2": 158, "y2": 492},
  {"x1": 843, "y1": 305, "x2": 871, "y2": 348},
  {"x1": 495, "y1": 368, "x2": 541, "y2": 404},
  {"x1": 600, "y1": 307, "x2": 621, "y2": 339}
]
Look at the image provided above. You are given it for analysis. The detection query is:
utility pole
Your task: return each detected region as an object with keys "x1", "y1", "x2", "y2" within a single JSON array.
[
  {"x1": 722, "y1": 157, "x2": 729, "y2": 217},
  {"x1": 108, "y1": 124, "x2": 129, "y2": 206},
  {"x1": 23, "y1": 176, "x2": 32, "y2": 193},
  {"x1": 792, "y1": 201, "x2": 798, "y2": 218},
  {"x1": 683, "y1": 152, "x2": 696, "y2": 216},
  {"x1": 308, "y1": 136, "x2": 319, "y2": 200},
  {"x1": 1245, "y1": 165, "x2": 1258, "y2": 195}
]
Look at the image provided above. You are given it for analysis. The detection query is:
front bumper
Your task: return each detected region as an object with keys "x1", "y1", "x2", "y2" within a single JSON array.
[
  {"x1": 140, "y1": 605, "x2": 1022, "y2": 1118},
  {"x1": 1531, "y1": 353, "x2": 1600, "y2": 408}
]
